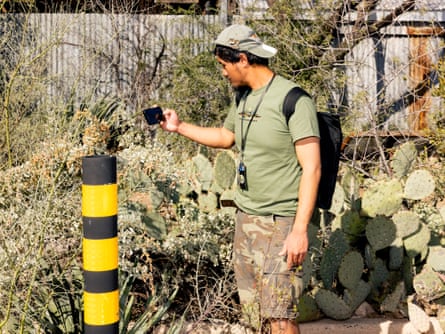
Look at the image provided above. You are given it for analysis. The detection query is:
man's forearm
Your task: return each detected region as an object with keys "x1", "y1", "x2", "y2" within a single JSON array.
[
  {"x1": 176, "y1": 121, "x2": 234, "y2": 149},
  {"x1": 293, "y1": 168, "x2": 320, "y2": 232}
]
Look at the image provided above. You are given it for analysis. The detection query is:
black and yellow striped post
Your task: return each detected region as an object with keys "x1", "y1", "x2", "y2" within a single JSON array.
[{"x1": 82, "y1": 155, "x2": 119, "y2": 333}]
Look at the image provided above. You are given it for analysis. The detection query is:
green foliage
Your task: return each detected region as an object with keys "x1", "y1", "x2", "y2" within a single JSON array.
[
  {"x1": 119, "y1": 274, "x2": 180, "y2": 334},
  {"x1": 31, "y1": 264, "x2": 83, "y2": 334}
]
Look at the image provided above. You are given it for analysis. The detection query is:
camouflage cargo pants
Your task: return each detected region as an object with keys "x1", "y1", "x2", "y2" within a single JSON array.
[{"x1": 233, "y1": 210, "x2": 303, "y2": 327}]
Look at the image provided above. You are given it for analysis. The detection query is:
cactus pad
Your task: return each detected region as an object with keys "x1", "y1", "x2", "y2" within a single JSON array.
[
  {"x1": 338, "y1": 251, "x2": 364, "y2": 290},
  {"x1": 296, "y1": 294, "x2": 322, "y2": 323},
  {"x1": 427, "y1": 246, "x2": 445, "y2": 272},
  {"x1": 198, "y1": 191, "x2": 218, "y2": 213},
  {"x1": 192, "y1": 153, "x2": 213, "y2": 192},
  {"x1": 403, "y1": 222, "x2": 431, "y2": 259},
  {"x1": 343, "y1": 280, "x2": 371, "y2": 310},
  {"x1": 390, "y1": 141, "x2": 417, "y2": 178},
  {"x1": 320, "y1": 230, "x2": 350, "y2": 288},
  {"x1": 404, "y1": 169, "x2": 435, "y2": 200},
  {"x1": 413, "y1": 265, "x2": 445, "y2": 301},
  {"x1": 364, "y1": 243, "x2": 376, "y2": 269},
  {"x1": 369, "y1": 258, "x2": 390, "y2": 290},
  {"x1": 341, "y1": 169, "x2": 360, "y2": 203},
  {"x1": 339, "y1": 210, "x2": 367, "y2": 244},
  {"x1": 315, "y1": 289, "x2": 352, "y2": 320},
  {"x1": 366, "y1": 216, "x2": 397, "y2": 251},
  {"x1": 392, "y1": 210, "x2": 421, "y2": 239},
  {"x1": 381, "y1": 281, "x2": 405, "y2": 313},
  {"x1": 388, "y1": 238, "x2": 404, "y2": 270},
  {"x1": 213, "y1": 150, "x2": 236, "y2": 190},
  {"x1": 361, "y1": 179, "x2": 403, "y2": 217},
  {"x1": 329, "y1": 182, "x2": 346, "y2": 215}
]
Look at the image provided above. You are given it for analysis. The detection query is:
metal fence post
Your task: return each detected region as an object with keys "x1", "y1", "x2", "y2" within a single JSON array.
[{"x1": 82, "y1": 155, "x2": 119, "y2": 333}]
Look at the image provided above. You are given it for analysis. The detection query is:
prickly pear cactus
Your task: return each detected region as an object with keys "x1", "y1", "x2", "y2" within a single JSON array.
[
  {"x1": 392, "y1": 210, "x2": 421, "y2": 239},
  {"x1": 343, "y1": 280, "x2": 371, "y2": 310},
  {"x1": 404, "y1": 169, "x2": 435, "y2": 200},
  {"x1": 213, "y1": 150, "x2": 236, "y2": 190},
  {"x1": 381, "y1": 281, "x2": 405, "y2": 313},
  {"x1": 364, "y1": 243, "x2": 376, "y2": 269},
  {"x1": 402, "y1": 255, "x2": 415, "y2": 293},
  {"x1": 192, "y1": 153, "x2": 213, "y2": 192},
  {"x1": 413, "y1": 265, "x2": 445, "y2": 301},
  {"x1": 320, "y1": 230, "x2": 350, "y2": 288},
  {"x1": 315, "y1": 289, "x2": 352, "y2": 320},
  {"x1": 198, "y1": 191, "x2": 218, "y2": 213},
  {"x1": 427, "y1": 246, "x2": 445, "y2": 272},
  {"x1": 341, "y1": 169, "x2": 360, "y2": 205},
  {"x1": 390, "y1": 141, "x2": 418, "y2": 178},
  {"x1": 296, "y1": 294, "x2": 322, "y2": 323},
  {"x1": 388, "y1": 238, "x2": 404, "y2": 270},
  {"x1": 329, "y1": 182, "x2": 346, "y2": 215},
  {"x1": 404, "y1": 222, "x2": 431, "y2": 260},
  {"x1": 361, "y1": 179, "x2": 403, "y2": 217},
  {"x1": 333, "y1": 210, "x2": 366, "y2": 244},
  {"x1": 120, "y1": 203, "x2": 167, "y2": 240},
  {"x1": 338, "y1": 251, "x2": 364, "y2": 290},
  {"x1": 369, "y1": 258, "x2": 390, "y2": 291},
  {"x1": 366, "y1": 216, "x2": 397, "y2": 251}
]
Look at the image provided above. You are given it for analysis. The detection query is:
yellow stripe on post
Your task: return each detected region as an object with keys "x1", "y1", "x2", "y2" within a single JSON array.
[
  {"x1": 83, "y1": 237, "x2": 118, "y2": 271},
  {"x1": 82, "y1": 184, "x2": 118, "y2": 217},
  {"x1": 84, "y1": 290, "x2": 120, "y2": 325}
]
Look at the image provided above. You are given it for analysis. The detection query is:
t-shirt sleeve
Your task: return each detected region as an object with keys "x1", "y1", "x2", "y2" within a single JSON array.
[
  {"x1": 288, "y1": 95, "x2": 320, "y2": 142},
  {"x1": 223, "y1": 103, "x2": 236, "y2": 132}
]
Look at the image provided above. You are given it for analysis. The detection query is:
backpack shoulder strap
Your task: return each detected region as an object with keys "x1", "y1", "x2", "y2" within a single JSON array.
[{"x1": 282, "y1": 86, "x2": 310, "y2": 125}]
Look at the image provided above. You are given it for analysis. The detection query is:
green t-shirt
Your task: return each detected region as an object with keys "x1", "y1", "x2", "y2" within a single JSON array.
[{"x1": 224, "y1": 75, "x2": 319, "y2": 216}]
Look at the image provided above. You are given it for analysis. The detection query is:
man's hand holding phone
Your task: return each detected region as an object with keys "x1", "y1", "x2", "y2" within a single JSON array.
[
  {"x1": 142, "y1": 106, "x2": 180, "y2": 133},
  {"x1": 143, "y1": 106, "x2": 164, "y2": 125}
]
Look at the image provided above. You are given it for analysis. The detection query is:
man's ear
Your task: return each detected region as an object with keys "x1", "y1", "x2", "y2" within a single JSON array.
[{"x1": 238, "y1": 52, "x2": 249, "y2": 65}]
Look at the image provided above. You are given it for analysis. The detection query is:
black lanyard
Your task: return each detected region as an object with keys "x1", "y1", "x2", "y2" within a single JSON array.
[{"x1": 240, "y1": 74, "x2": 276, "y2": 162}]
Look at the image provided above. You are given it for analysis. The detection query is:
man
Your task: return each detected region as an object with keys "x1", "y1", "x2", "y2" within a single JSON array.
[{"x1": 160, "y1": 24, "x2": 321, "y2": 334}]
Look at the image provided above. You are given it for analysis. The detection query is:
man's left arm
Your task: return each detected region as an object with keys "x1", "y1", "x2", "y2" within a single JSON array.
[{"x1": 279, "y1": 136, "x2": 321, "y2": 269}]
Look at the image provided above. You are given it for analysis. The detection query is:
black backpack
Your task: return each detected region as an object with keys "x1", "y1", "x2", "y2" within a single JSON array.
[
  {"x1": 235, "y1": 86, "x2": 343, "y2": 210},
  {"x1": 283, "y1": 87, "x2": 343, "y2": 210}
]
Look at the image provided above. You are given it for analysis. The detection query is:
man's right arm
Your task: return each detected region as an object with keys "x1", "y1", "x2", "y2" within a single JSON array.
[{"x1": 160, "y1": 108, "x2": 235, "y2": 149}]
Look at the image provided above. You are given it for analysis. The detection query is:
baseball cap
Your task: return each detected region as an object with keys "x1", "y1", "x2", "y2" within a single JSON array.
[{"x1": 214, "y1": 24, "x2": 277, "y2": 58}]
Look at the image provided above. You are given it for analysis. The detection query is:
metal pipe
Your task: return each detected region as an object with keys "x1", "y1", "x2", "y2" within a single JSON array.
[{"x1": 82, "y1": 155, "x2": 119, "y2": 334}]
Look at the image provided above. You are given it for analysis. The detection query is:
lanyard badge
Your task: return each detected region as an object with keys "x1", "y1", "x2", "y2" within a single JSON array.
[{"x1": 237, "y1": 161, "x2": 247, "y2": 190}]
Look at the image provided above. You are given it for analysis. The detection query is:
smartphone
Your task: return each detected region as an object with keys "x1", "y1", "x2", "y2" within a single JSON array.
[{"x1": 143, "y1": 106, "x2": 164, "y2": 125}]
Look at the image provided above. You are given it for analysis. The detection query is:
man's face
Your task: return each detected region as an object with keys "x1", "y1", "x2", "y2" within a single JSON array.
[{"x1": 216, "y1": 56, "x2": 244, "y2": 88}]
